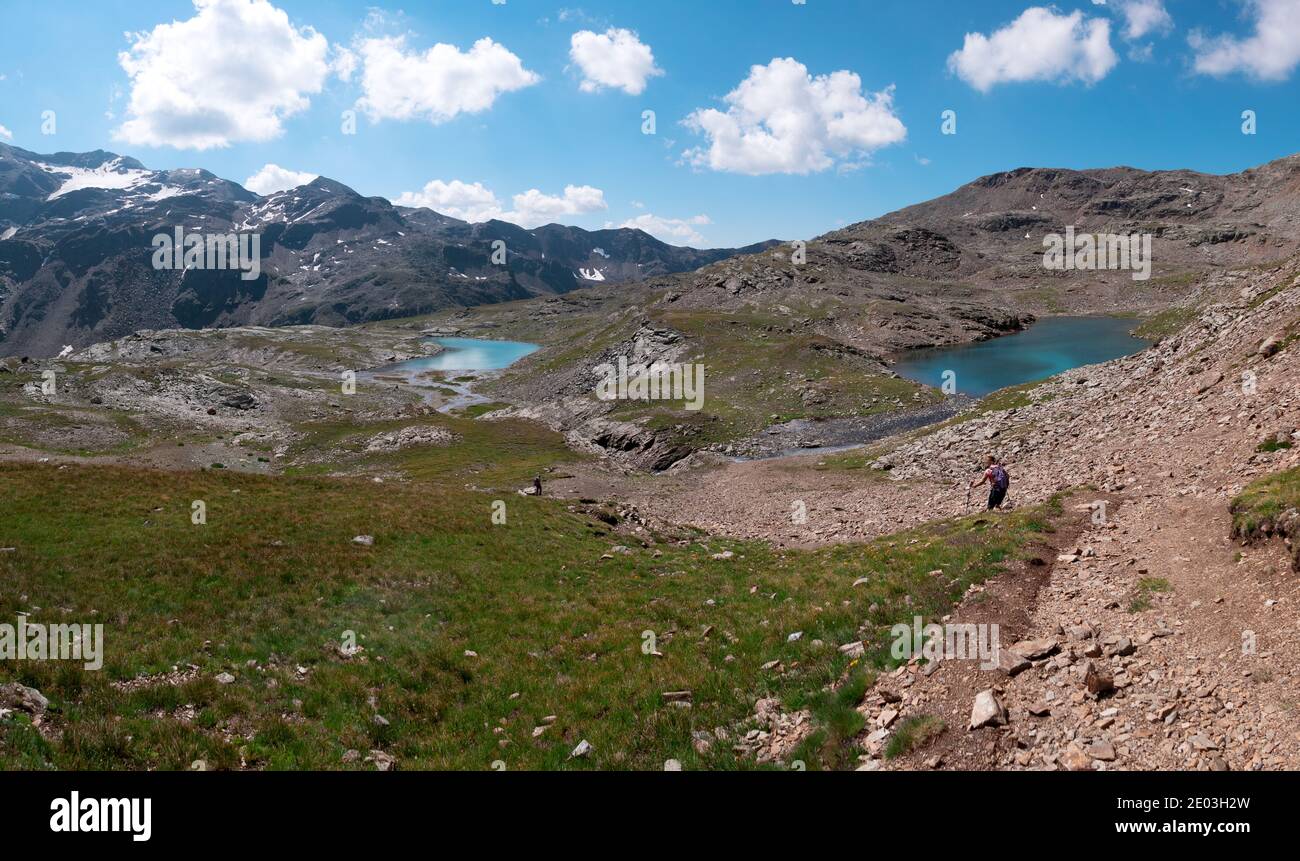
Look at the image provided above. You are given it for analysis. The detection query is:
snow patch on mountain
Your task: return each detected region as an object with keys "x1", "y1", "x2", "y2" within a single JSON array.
[{"x1": 36, "y1": 158, "x2": 156, "y2": 200}]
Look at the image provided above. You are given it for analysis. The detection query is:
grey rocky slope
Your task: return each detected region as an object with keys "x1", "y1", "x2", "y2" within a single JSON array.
[
  {"x1": 657, "y1": 151, "x2": 1300, "y2": 332},
  {"x1": 0, "y1": 143, "x2": 776, "y2": 357},
  {"x1": 844, "y1": 258, "x2": 1300, "y2": 772}
]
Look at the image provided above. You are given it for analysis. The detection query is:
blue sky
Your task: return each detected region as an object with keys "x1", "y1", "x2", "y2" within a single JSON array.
[{"x1": 1, "y1": 0, "x2": 1299, "y2": 247}]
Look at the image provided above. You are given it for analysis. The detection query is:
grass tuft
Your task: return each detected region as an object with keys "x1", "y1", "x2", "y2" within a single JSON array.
[
  {"x1": 884, "y1": 714, "x2": 946, "y2": 759},
  {"x1": 1128, "y1": 576, "x2": 1172, "y2": 613}
]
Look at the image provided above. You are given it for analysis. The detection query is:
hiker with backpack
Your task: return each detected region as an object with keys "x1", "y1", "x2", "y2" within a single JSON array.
[{"x1": 970, "y1": 455, "x2": 1011, "y2": 510}]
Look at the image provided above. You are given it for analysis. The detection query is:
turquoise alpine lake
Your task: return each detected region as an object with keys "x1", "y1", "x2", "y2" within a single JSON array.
[
  {"x1": 372, "y1": 337, "x2": 541, "y2": 413},
  {"x1": 893, "y1": 316, "x2": 1151, "y2": 399},
  {"x1": 396, "y1": 337, "x2": 540, "y2": 372}
]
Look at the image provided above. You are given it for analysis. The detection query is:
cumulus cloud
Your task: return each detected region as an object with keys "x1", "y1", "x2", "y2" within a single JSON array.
[
  {"x1": 948, "y1": 6, "x2": 1118, "y2": 92},
  {"x1": 114, "y1": 0, "x2": 330, "y2": 149},
  {"x1": 1115, "y1": 0, "x2": 1173, "y2": 40},
  {"x1": 394, "y1": 180, "x2": 606, "y2": 228},
  {"x1": 244, "y1": 163, "x2": 319, "y2": 195},
  {"x1": 508, "y1": 185, "x2": 607, "y2": 227},
  {"x1": 611, "y1": 214, "x2": 711, "y2": 246},
  {"x1": 0, "y1": 124, "x2": 12, "y2": 141},
  {"x1": 394, "y1": 179, "x2": 504, "y2": 223},
  {"x1": 354, "y1": 34, "x2": 539, "y2": 123},
  {"x1": 1190, "y1": 0, "x2": 1300, "y2": 81},
  {"x1": 569, "y1": 28, "x2": 663, "y2": 95},
  {"x1": 682, "y1": 57, "x2": 906, "y2": 176}
]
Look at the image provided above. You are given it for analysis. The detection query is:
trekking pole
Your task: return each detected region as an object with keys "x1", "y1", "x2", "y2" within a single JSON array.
[{"x1": 965, "y1": 483, "x2": 971, "y2": 512}]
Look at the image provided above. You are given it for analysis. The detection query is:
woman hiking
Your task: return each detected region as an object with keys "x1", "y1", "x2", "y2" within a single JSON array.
[{"x1": 970, "y1": 455, "x2": 1011, "y2": 511}]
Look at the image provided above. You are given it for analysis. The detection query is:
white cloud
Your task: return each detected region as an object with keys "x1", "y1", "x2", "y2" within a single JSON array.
[
  {"x1": 0, "y1": 124, "x2": 12, "y2": 141},
  {"x1": 557, "y1": 8, "x2": 599, "y2": 25},
  {"x1": 612, "y1": 213, "x2": 711, "y2": 246},
  {"x1": 394, "y1": 179, "x2": 504, "y2": 223},
  {"x1": 393, "y1": 180, "x2": 606, "y2": 228},
  {"x1": 331, "y1": 46, "x2": 358, "y2": 82},
  {"x1": 569, "y1": 28, "x2": 663, "y2": 95},
  {"x1": 1191, "y1": 0, "x2": 1300, "y2": 81},
  {"x1": 683, "y1": 57, "x2": 906, "y2": 176},
  {"x1": 948, "y1": 7, "x2": 1118, "y2": 92},
  {"x1": 508, "y1": 185, "x2": 607, "y2": 227},
  {"x1": 1116, "y1": 0, "x2": 1172, "y2": 40},
  {"x1": 244, "y1": 163, "x2": 319, "y2": 195},
  {"x1": 114, "y1": 0, "x2": 330, "y2": 149},
  {"x1": 354, "y1": 34, "x2": 539, "y2": 123}
]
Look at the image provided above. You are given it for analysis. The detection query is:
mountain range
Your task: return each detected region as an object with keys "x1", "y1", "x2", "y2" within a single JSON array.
[
  {"x1": 6, "y1": 141, "x2": 1300, "y2": 362},
  {"x1": 0, "y1": 143, "x2": 776, "y2": 356}
]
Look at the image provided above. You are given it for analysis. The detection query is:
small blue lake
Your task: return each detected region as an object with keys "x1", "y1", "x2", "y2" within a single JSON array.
[
  {"x1": 372, "y1": 337, "x2": 541, "y2": 412},
  {"x1": 396, "y1": 337, "x2": 540, "y2": 372},
  {"x1": 893, "y1": 316, "x2": 1151, "y2": 399}
]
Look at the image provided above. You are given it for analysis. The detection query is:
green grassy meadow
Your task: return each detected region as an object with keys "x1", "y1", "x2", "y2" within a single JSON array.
[{"x1": 0, "y1": 460, "x2": 1067, "y2": 771}]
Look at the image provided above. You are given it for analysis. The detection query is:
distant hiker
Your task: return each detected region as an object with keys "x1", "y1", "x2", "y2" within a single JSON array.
[
  {"x1": 533, "y1": 475, "x2": 543, "y2": 497},
  {"x1": 970, "y1": 455, "x2": 1011, "y2": 510}
]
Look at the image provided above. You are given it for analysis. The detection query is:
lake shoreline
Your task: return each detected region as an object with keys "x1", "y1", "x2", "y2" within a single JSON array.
[
  {"x1": 367, "y1": 336, "x2": 542, "y2": 413},
  {"x1": 364, "y1": 322, "x2": 1152, "y2": 464},
  {"x1": 737, "y1": 316, "x2": 1151, "y2": 463},
  {"x1": 891, "y1": 315, "x2": 1153, "y2": 399}
]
